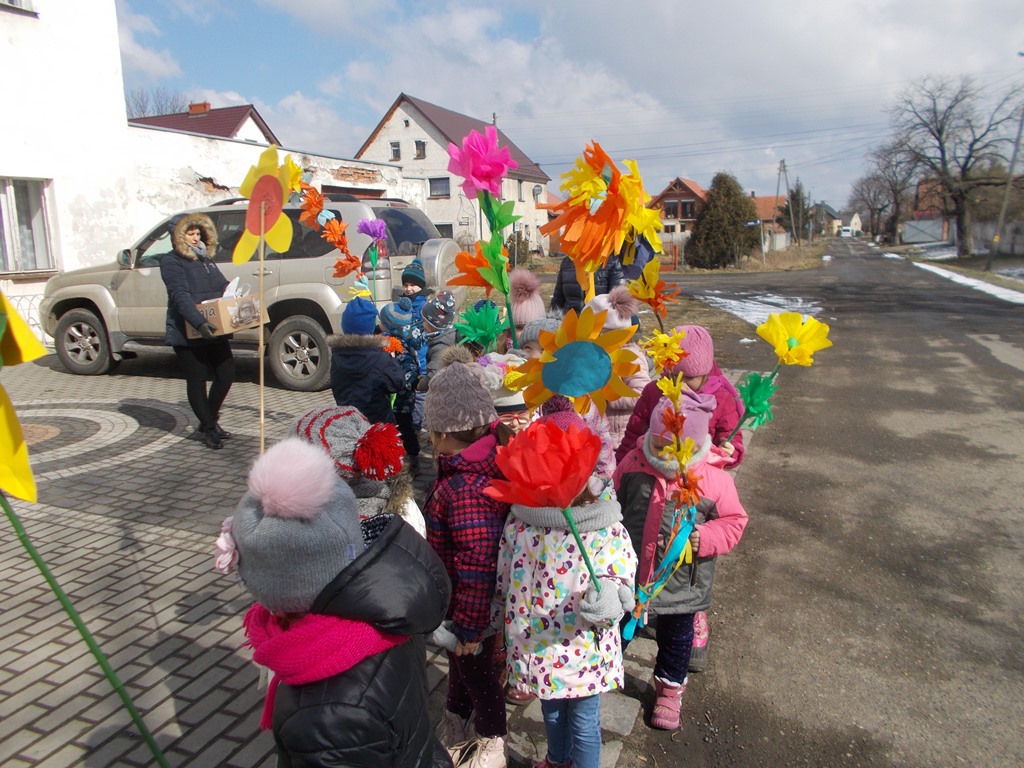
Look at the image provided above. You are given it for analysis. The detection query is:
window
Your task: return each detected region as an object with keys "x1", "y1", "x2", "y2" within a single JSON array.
[
  {"x1": 435, "y1": 223, "x2": 454, "y2": 239},
  {"x1": 681, "y1": 201, "x2": 696, "y2": 219},
  {"x1": 428, "y1": 177, "x2": 451, "y2": 198},
  {"x1": 390, "y1": 142, "x2": 401, "y2": 161},
  {"x1": 664, "y1": 224, "x2": 676, "y2": 234},
  {"x1": 414, "y1": 141, "x2": 426, "y2": 159},
  {"x1": 518, "y1": 180, "x2": 524, "y2": 201},
  {"x1": 663, "y1": 201, "x2": 679, "y2": 219},
  {"x1": 1, "y1": 178, "x2": 54, "y2": 273}
]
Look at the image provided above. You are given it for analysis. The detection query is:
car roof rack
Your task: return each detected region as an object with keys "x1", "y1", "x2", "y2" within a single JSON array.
[
  {"x1": 371, "y1": 198, "x2": 411, "y2": 206},
  {"x1": 323, "y1": 192, "x2": 362, "y2": 202}
]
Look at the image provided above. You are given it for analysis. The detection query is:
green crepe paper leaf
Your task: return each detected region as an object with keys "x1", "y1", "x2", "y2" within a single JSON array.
[
  {"x1": 489, "y1": 198, "x2": 521, "y2": 232},
  {"x1": 478, "y1": 236, "x2": 511, "y2": 296},
  {"x1": 737, "y1": 371, "x2": 777, "y2": 430},
  {"x1": 455, "y1": 302, "x2": 508, "y2": 351}
]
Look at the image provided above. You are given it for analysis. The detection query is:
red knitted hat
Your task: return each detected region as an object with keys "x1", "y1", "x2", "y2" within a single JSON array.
[{"x1": 293, "y1": 406, "x2": 404, "y2": 481}]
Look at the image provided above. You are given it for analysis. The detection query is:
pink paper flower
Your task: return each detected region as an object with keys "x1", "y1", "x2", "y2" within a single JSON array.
[
  {"x1": 447, "y1": 125, "x2": 519, "y2": 199},
  {"x1": 214, "y1": 517, "x2": 238, "y2": 574}
]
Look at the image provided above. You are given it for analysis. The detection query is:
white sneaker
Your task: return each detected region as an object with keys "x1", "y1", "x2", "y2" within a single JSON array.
[
  {"x1": 441, "y1": 711, "x2": 476, "y2": 765},
  {"x1": 465, "y1": 735, "x2": 506, "y2": 768}
]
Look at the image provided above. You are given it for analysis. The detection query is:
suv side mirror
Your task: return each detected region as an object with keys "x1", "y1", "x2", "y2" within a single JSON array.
[{"x1": 117, "y1": 249, "x2": 134, "y2": 268}]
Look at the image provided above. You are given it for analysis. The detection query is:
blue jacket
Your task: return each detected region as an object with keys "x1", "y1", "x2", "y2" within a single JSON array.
[
  {"x1": 329, "y1": 334, "x2": 405, "y2": 424},
  {"x1": 159, "y1": 213, "x2": 229, "y2": 347}
]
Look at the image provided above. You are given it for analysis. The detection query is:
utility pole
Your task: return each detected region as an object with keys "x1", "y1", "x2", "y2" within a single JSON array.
[
  {"x1": 985, "y1": 101, "x2": 1024, "y2": 271},
  {"x1": 780, "y1": 160, "x2": 801, "y2": 250}
]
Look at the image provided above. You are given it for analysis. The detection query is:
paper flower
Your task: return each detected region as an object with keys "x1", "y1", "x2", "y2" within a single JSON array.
[
  {"x1": 627, "y1": 258, "x2": 680, "y2": 330},
  {"x1": 347, "y1": 276, "x2": 372, "y2": 299},
  {"x1": 446, "y1": 125, "x2": 519, "y2": 200},
  {"x1": 1, "y1": 292, "x2": 47, "y2": 503},
  {"x1": 641, "y1": 329, "x2": 688, "y2": 375},
  {"x1": 736, "y1": 371, "x2": 777, "y2": 430},
  {"x1": 449, "y1": 241, "x2": 509, "y2": 297},
  {"x1": 233, "y1": 145, "x2": 297, "y2": 264},
  {"x1": 356, "y1": 218, "x2": 387, "y2": 241},
  {"x1": 485, "y1": 419, "x2": 602, "y2": 509},
  {"x1": 454, "y1": 301, "x2": 508, "y2": 351},
  {"x1": 299, "y1": 182, "x2": 325, "y2": 231},
  {"x1": 756, "y1": 312, "x2": 832, "y2": 367},
  {"x1": 332, "y1": 252, "x2": 361, "y2": 278},
  {"x1": 515, "y1": 307, "x2": 640, "y2": 415},
  {"x1": 382, "y1": 336, "x2": 404, "y2": 355}
]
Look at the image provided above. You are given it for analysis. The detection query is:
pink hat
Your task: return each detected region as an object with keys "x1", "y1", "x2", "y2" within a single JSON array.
[
  {"x1": 586, "y1": 285, "x2": 638, "y2": 330},
  {"x1": 672, "y1": 325, "x2": 714, "y2": 377},
  {"x1": 510, "y1": 269, "x2": 545, "y2": 329},
  {"x1": 650, "y1": 390, "x2": 715, "y2": 449},
  {"x1": 539, "y1": 395, "x2": 588, "y2": 433}
]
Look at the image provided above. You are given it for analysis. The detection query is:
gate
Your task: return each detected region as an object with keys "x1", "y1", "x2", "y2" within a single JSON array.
[{"x1": 903, "y1": 219, "x2": 947, "y2": 243}]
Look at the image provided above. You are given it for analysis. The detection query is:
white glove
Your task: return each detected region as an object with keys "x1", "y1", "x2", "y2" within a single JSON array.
[{"x1": 579, "y1": 580, "x2": 633, "y2": 625}]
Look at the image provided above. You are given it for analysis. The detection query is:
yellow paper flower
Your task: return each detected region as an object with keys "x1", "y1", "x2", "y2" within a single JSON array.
[
  {"x1": 503, "y1": 368, "x2": 528, "y2": 392},
  {"x1": 233, "y1": 145, "x2": 296, "y2": 264},
  {"x1": 756, "y1": 312, "x2": 832, "y2": 367},
  {"x1": 659, "y1": 435, "x2": 696, "y2": 472},
  {"x1": 515, "y1": 307, "x2": 640, "y2": 415},
  {"x1": 656, "y1": 373, "x2": 686, "y2": 405},
  {"x1": 641, "y1": 328, "x2": 687, "y2": 374},
  {"x1": 1, "y1": 292, "x2": 47, "y2": 503}
]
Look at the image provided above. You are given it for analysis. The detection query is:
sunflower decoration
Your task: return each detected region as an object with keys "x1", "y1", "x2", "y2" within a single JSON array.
[
  {"x1": 515, "y1": 306, "x2": 640, "y2": 416},
  {"x1": 627, "y1": 257, "x2": 680, "y2": 332},
  {"x1": 725, "y1": 311, "x2": 833, "y2": 443},
  {"x1": 232, "y1": 145, "x2": 303, "y2": 264},
  {"x1": 539, "y1": 141, "x2": 663, "y2": 300}
]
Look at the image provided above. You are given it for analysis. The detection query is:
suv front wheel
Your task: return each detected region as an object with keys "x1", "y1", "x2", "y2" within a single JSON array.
[
  {"x1": 54, "y1": 308, "x2": 117, "y2": 375},
  {"x1": 268, "y1": 315, "x2": 330, "y2": 392}
]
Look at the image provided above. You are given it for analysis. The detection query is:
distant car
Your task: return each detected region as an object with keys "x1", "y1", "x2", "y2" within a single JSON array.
[
  {"x1": 39, "y1": 196, "x2": 464, "y2": 391},
  {"x1": 839, "y1": 226, "x2": 853, "y2": 238}
]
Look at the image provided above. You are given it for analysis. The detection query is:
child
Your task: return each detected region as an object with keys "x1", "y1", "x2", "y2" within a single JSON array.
[
  {"x1": 380, "y1": 296, "x2": 423, "y2": 475},
  {"x1": 509, "y1": 268, "x2": 545, "y2": 343},
  {"x1": 417, "y1": 290, "x2": 458, "y2": 392},
  {"x1": 329, "y1": 296, "x2": 404, "y2": 425},
  {"x1": 218, "y1": 438, "x2": 453, "y2": 766},
  {"x1": 614, "y1": 392, "x2": 748, "y2": 730},
  {"x1": 586, "y1": 285, "x2": 651, "y2": 447},
  {"x1": 615, "y1": 324, "x2": 745, "y2": 469},
  {"x1": 493, "y1": 403, "x2": 637, "y2": 768},
  {"x1": 422, "y1": 362, "x2": 515, "y2": 768},
  {"x1": 518, "y1": 312, "x2": 563, "y2": 360},
  {"x1": 292, "y1": 405, "x2": 426, "y2": 537},
  {"x1": 402, "y1": 258, "x2": 432, "y2": 429}
]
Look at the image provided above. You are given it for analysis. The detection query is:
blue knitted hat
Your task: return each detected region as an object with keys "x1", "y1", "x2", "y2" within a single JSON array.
[
  {"x1": 380, "y1": 296, "x2": 414, "y2": 332},
  {"x1": 341, "y1": 296, "x2": 378, "y2": 335},
  {"x1": 401, "y1": 259, "x2": 426, "y2": 288}
]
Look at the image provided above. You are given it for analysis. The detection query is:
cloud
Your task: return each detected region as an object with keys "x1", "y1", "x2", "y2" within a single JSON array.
[
  {"x1": 116, "y1": 1, "x2": 182, "y2": 82},
  {"x1": 254, "y1": 92, "x2": 370, "y2": 159}
]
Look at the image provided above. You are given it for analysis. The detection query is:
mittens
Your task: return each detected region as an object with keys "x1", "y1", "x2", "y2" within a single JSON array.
[{"x1": 579, "y1": 579, "x2": 633, "y2": 625}]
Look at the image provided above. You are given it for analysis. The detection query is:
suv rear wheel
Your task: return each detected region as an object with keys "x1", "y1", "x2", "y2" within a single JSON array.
[
  {"x1": 54, "y1": 308, "x2": 117, "y2": 375},
  {"x1": 268, "y1": 315, "x2": 330, "y2": 392}
]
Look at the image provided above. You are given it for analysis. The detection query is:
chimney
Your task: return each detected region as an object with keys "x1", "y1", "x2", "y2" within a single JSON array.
[
  {"x1": 750, "y1": 191, "x2": 756, "y2": 198},
  {"x1": 188, "y1": 101, "x2": 211, "y2": 116}
]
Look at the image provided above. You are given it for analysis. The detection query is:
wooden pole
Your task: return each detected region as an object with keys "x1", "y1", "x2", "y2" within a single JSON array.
[
  {"x1": 985, "y1": 103, "x2": 1024, "y2": 271},
  {"x1": 258, "y1": 203, "x2": 266, "y2": 454}
]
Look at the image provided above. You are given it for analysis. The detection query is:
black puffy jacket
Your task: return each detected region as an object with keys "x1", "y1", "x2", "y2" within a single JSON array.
[
  {"x1": 550, "y1": 254, "x2": 625, "y2": 314},
  {"x1": 272, "y1": 515, "x2": 453, "y2": 768},
  {"x1": 160, "y1": 212, "x2": 230, "y2": 347}
]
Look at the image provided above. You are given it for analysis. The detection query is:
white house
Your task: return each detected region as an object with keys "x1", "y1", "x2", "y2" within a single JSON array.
[
  {"x1": 355, "y1": 93, "x2": 551, "y2": 261},
  {"x1": 0, "y1": 0, "x2": 403, "y2": 337}
]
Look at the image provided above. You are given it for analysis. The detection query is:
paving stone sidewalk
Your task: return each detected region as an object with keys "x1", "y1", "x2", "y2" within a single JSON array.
[{"x1": 1, "y1": 349, "x2": 745, "y2": 767}]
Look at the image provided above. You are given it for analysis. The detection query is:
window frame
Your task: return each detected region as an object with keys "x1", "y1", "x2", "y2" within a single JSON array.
[
  {"x1": 390, "y1": 141, "x2": 401, "y2": 161},
  {"x1": 0, "y1": 176, "x2": 57, "y2": 276},
  {"x1": 428, "y1": 177, "x2": 451, "y2": 199},
  {"x1": 414, "y1": 140, "x2": 426, "y2": 159}
]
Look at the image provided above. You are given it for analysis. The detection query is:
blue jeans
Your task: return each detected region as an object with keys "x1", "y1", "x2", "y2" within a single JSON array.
[{"x1": 540, "y1": 694, "x2": 601, "y2": 768}]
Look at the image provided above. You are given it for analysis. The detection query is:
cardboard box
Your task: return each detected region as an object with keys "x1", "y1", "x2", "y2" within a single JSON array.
[{"x1": 186, "y1": 296, "x2": 268, "y2": 339}]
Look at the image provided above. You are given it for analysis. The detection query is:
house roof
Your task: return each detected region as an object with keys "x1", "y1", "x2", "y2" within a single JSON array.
[
  {"x1": 752, "y1": 195, "x2": 785, "y2": 222},
  {"x1": 129, "y1": 104, "x2": 280, "y2": 144},
  {"x1": 648, "y1": 177, "x2": 707, "y2": 208},
  {"x1": 815, "y1": 202, "x2": 840, "y2": 220},
  {"x1": 356, "y1": 93, "x2": 550, "y2": 184}
]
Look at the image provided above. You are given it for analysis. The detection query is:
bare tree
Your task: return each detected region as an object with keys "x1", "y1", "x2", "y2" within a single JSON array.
[
  {"x1": 847, "y1": 174, "x2": 890, "y2": 237},
  {"x1": 869, "y1": 139, "x2": 918, "y2": 244},
  {"x1": 125, "y1": 87, "x2": 189, "y2": 118},
  {"x1": 891, "y1": 75, "x2": 1023, "y2": 257}
]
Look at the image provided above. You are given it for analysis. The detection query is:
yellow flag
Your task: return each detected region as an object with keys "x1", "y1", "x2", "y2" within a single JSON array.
[
  {"x1": 0, "y1": 293, "x2": 47, "y2": 366},
  {"x1": 0, "y1": 386, "x2": 36, "y2": 502}
]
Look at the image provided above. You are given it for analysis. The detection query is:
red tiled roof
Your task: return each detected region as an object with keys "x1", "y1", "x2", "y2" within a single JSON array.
[
  {"x1": 648, "y1": 177, "x2": 707, "y2": 207},
  {"x1": 129, "y1": 105, "x2": 280, "y2": 144},
  {"x1": 753, "y1": 195, "x2": 785, "y2": 222},
  {"x1": 356, "y1": 93, "x2": 549, "y2": 183}
]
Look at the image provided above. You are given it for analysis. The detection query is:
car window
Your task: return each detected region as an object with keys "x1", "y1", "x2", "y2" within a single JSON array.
[
  {"x1": 210, "y1": 211, "x2": 260, "y2": 263},
  {"x1": 279, "y1": 209, "x2": 342, "y2": 260},
  {"x1": 372, "y1": 207, "x2": 441, "y2": 256},
  {"x1": 135, "y1": 227, "x2": 175, "y2": 268}
]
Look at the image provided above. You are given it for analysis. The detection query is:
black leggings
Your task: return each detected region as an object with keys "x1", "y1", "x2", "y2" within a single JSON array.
[{"x1": 173, "y1": 341, "x2": 235, "y2": 430}]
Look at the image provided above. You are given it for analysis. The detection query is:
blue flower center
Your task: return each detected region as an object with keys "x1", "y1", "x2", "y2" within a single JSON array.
[{"x1": 542, "y1": 340, "x2": 612, "y2": 397}]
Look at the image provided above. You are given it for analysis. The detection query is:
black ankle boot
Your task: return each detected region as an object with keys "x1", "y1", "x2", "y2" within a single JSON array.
[
  {"x1": 203, "y1": 428, "x2": 223, "y2": 450},
  {"x1": 213, "y1": 423, "x2": 232, "y2": 439}
]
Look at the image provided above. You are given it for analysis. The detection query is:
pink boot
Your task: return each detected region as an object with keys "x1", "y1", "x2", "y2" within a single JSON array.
[
  {"x1": 651, "y1": 676, "x2": 685, "y2": 730},
  {"x1": 689, "y1": 611, "x2": 709, "y2": 673}
]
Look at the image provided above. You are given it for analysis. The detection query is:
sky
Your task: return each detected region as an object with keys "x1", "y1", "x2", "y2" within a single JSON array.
[{"x1": 116, "y1": 0, "x2": 1024, "y2": 210}]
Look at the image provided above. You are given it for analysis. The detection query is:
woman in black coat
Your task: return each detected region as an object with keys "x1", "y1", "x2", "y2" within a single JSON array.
[
  {"x1": 159, "y1": 213, "x2": 234, "y2": 449},
  {"x1": 549, "y1": 253, "x2": 625, "y2": 314}
]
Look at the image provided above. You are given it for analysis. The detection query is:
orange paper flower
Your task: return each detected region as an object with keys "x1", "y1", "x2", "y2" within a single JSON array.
[
  {"x1": 299, "y1": 182, "x2": 325, "y2": 231},
  {"x1": 322, "y1": 218, "x2": 352, "y2": 256},
  {"x1": 449, "y1": 242, "x2": 505, "y2": 296},
  {"x1": 627, "y1": 258, "x2": 680, "y2": 321},
  {"x1": 332, "y1": 253, "x2": 361, "y2": 278},
  {"x1": 382, "y1": 336, "x2": 404, "y2": 355}
]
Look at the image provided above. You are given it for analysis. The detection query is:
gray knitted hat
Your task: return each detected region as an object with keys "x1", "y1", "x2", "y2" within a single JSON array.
[
  {"x1": 519, "y1": 311, "x2": 563, "y2": 348},
  {"x1": 233, "y1": 438, "x2": 363, "y2": 614},
  {"x1": 424, "y1": 362, "x2": 497, "y2": 433}
]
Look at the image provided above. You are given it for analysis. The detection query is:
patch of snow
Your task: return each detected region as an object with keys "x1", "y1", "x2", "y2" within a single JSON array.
[
  {"x1": 913, "y1": 263, "x2": 1024, "y2": 304},
  {"x1": 881, "y1": 252, "x2": 902, "y2": 260},
  {"x1": 739, "y1": 337, "x2": 757, "y2": 345},
  {"x1": 822, "y1": 254, "x2": 832, "y2": 262},
  {"x1": 997, "y1": 267, "x2": 1024, "y2": 281},
  {"x1": 696, "y1": 291, "x2": 825, "y2": 326}
]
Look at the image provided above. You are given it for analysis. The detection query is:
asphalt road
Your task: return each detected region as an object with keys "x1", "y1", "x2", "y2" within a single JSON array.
[{"x1": 629, "y1": 240, "x2": 1024, "y2": 766}]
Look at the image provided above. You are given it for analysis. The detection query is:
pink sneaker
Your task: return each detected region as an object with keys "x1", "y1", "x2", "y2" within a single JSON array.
[{"x1": 689, "y1": 610, "x2": 709, "y2": 673}]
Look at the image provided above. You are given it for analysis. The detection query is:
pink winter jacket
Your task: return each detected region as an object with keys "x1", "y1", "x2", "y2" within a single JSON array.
[
  {"x1": 604, "y1": 342, "x2": 652, "y2": 447},
  {"x1": 614, "y1": 362, "x2": 745, "y2": 469}
]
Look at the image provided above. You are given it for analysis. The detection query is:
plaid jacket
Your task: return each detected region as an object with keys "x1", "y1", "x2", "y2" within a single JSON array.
[{"x1": 424, "y1": 433, "x2": 510, "y2": 642}]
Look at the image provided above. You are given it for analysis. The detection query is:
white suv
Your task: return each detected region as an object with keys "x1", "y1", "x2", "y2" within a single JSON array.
[{"x1": 40, "y1": 196, "x2": 462, "y2": 391}]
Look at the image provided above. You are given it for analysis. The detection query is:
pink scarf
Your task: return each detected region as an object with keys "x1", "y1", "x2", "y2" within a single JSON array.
[{"x1": 243, "y1": 603, "x2": 408, "y2": 729}]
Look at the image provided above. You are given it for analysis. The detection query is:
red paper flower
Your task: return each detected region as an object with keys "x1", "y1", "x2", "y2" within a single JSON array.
[{"x1": 484, "y1": 420, "x2": 602, "y2": 509}]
